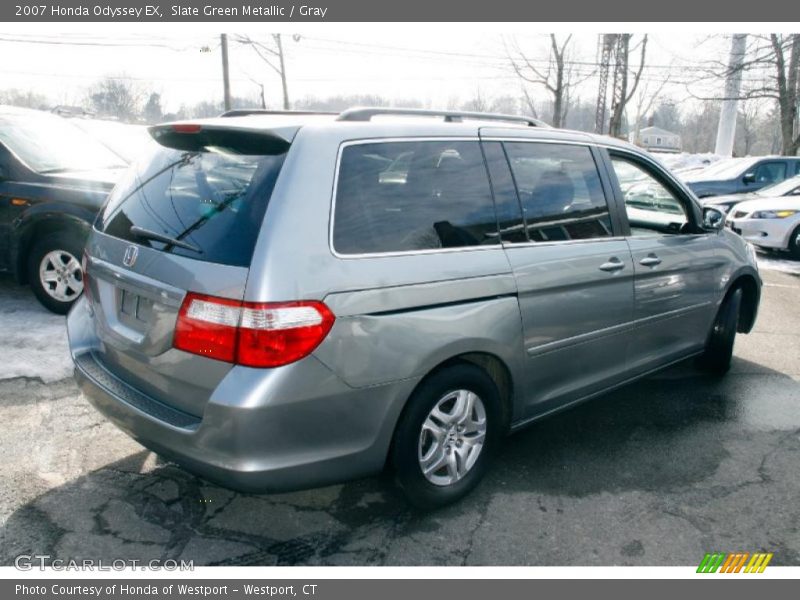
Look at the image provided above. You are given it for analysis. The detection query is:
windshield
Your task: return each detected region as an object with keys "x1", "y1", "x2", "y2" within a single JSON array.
[
  {"x1": 693, "y1": 158, "x2": 754, "y2": 180},
  {"x1": 756, "y1": 174, "x2": 800, "y2": 196},
  {"x1": 0, "y1": 112, "x2": 127, "y2": 173},
  {"x1": 71, "y1": 119, "x2": 156, "y2": 164}
]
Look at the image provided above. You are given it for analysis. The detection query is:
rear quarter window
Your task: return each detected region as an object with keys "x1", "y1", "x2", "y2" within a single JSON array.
[
  {"x1": 333, "y1": 140, "x2": 499, "y2": 254},
  {"x1": 98, "y1": 147, "x2": 286, "y2": 267}
]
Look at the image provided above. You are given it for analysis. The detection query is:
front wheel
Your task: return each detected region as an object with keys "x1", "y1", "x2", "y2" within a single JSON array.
[
  {"x1": 697, "y1": 287, "x2": 742, "y2": 376},
  {"x1": 27, "y1": 232, "x2": 85, "y2": 314},
  {"x1": 391, "y1": 363, "x2": 503, "y2": 509}
]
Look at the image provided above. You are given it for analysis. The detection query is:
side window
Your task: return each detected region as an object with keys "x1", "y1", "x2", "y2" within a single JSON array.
[
  {"x1": 754, "y1": 162, "x2": 786, "y2": 184},
  {"x1": 503, "y1": 142, "x2": 613, "y2": 242},
  {"x1": 794, "y1": 161, "x2": 800, "y2": 176},
  {"x1": 333, "y1": 141, "x2": 499, "y2": 254},
  {"x1": 610, "y1": 156, "x2": 690, "y2": 236}
]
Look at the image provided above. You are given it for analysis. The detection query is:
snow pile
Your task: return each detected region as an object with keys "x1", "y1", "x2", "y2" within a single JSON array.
[
  {"x1": 757, "y1": 255, "x2": 800, "y2": 275},
  {"x1": 651, "y1": 152, "x2": 724, "y2": 174},
  {"x1": 0, "y1": 276, "x2": 73, "y2": 383}
]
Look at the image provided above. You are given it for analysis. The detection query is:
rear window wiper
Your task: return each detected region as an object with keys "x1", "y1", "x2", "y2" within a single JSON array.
[{"x1": 129, "y1": 226, "x2": 203, "y2": 254}]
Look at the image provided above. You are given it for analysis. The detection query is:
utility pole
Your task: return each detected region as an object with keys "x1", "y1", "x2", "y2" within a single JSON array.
[
  {"x1": 595, "y1": 34, "x2": 616, "y2": 134},
  {"x1": 275, "y1": 34, "x2": 290, "y2": 110},
  {"x1": 714, "y1": 34, "x2": 747, "y2": 157},
  {"x1": 220, "y1": 33, "x2": 232, "y2": 111}
]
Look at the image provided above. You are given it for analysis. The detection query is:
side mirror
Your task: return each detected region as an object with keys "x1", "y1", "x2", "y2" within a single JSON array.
[
  {"x1": 743, "y1": 172, "x2": 756, "y2": 184},
  {"x1": 703, "y1": 206, "x2": 725, "y2": 230}
]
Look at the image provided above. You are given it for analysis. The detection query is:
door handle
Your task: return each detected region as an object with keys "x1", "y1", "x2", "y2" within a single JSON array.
[
  {"x1": 639, "y1": 255, "x2": 662, "y2": 267},
  {"x1": 599, "y1": 258, "x2": 625, "y2": 272}
]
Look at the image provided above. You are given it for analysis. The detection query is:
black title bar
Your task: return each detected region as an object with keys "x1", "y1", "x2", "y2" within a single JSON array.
[{"x1": 3, "y1": 0, "x2": 798, "y2": 22}]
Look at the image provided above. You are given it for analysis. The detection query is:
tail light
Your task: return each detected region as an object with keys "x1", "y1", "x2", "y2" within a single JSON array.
[{"x1": 173, "y1": 292, "x2": 335, "y2": 368}]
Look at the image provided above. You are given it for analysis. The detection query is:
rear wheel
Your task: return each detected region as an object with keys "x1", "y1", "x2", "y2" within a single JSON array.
[
  {"x1": 697, "y1": 287, "x2": 742, "y2": 376},
  {"x1": 788, "y1": 225, "x2": 800, "y2": 260},
  {"x1": 27, "y1": 232, "x2": 85, "y2": 314},
  {"x1": 392, "y1": 363, "x2": 503, "y2": 509}
]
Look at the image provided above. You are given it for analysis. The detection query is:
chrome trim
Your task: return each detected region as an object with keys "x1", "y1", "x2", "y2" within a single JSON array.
[
  {"x1": 89, "y1": 257, "x2": 185, "y2": 307},
  {"x1": 501, "y1": 236, "x2": 626, "y2": 249},
  {"x1": 526, "y1": 301, "x2": 714, "y2": 357}
]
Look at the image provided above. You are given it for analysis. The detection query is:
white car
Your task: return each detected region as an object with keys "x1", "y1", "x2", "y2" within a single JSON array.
[{"x1": 726, "y1": 196, "x2": 800, "y2": 258}]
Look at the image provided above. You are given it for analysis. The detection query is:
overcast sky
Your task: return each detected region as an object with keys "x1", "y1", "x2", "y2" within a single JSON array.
[{"x1": 0, "y1": 29, "x2": 733, "y2": 113}]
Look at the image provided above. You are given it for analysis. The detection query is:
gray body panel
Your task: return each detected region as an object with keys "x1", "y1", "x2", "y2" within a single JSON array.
[{"x1": 67, "y1": 114, "x2": 762, "y2": 493}]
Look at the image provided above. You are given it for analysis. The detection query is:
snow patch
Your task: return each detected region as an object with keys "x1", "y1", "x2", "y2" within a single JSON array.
[
  {"x1": 0, "y1": 276, "x2": 73, "y2": 383},
  {"x1": 757, "y1": 255, "x2": 800, "y2": 275}
]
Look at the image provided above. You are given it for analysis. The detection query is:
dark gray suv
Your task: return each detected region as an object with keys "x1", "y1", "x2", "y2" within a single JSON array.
[{"x1": 68, "y1": 108, "x2": 761, "y2": 508}]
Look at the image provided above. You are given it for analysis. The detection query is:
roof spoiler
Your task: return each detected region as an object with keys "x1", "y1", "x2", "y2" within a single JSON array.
[{"x1": 148, "y1": 123, "x2": 292, "y2": 155}]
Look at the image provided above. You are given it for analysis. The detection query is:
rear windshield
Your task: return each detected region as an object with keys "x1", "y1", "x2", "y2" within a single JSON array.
[{"x1": 98, "y1": 146, "x2": 286, "y2": 267}]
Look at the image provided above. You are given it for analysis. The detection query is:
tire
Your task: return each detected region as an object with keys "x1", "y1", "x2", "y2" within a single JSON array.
[
  {"x1": 697, "y1": 287, "x2": 742, "y2": 376},
  {"x1": 27, "y1": 232, "x2": 86, "y2": 314},
  {"x1": 788, "y1": 224, "x2": 800, "y2": 260},
  {"x1": 391, "y1": 362, "x2": 503, "y2": 509}
]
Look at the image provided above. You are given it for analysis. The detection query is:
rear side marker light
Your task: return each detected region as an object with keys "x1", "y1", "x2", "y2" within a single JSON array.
[{"x1": 174, "y1": 293, "x2": 335, "y2": 368}]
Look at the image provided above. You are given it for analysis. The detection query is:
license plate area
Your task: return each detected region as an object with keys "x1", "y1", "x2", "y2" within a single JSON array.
[{"x1": 119, "y1": 288, "x2": 154, "y2": 326}]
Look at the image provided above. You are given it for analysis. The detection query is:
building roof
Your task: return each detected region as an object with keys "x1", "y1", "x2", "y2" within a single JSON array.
[{"x1": 640, "y1": 126, "x2": 679, "y2": 137}]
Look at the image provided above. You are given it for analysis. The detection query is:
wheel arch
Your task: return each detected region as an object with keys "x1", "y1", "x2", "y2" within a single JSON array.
[
  {"x1": 725, "y1": 271, "x2": 760, "y2": 334},
  {"x1": 385, "y1": 350, "x2": 515, "y2": 470},
  {"x1": 12, "y1": 212, "x2": 92, "y2": 284}
]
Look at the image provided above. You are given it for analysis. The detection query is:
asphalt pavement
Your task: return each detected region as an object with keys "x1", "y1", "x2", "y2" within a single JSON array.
[{"x1": 0, "y1": 258, "x2": 798, "y2": 566}]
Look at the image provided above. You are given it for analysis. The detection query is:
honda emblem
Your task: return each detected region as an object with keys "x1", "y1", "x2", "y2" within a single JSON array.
[{"x1": 123, "y1": 245, "x2": 139, "y2": 267}]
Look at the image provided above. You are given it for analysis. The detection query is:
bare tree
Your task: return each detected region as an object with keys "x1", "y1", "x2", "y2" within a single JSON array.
[
  {"x1": 236, "y1": 34, "x2": 290, "y2": 109},
  {"x1": 690, "y1": 34, "x2": 800, "y2": 155},
  {"x1": 0, "y1": 89, "x2": 49, "y2": 110},
  {"x1": 460, "y1": 88, "x2": 490, "y2": 113},
  {"x1": 607, "y1": 35, "x2": 648, "y2": 138},
  {"x1": 85, "y1": 76, "x2": 145, "y2": 121},
  {"x1": 507, "y1": 34, "x2": 592, "y2": 128},
  {"x1": 628, "y1": 70, "x2": 671, "y2": 145}
]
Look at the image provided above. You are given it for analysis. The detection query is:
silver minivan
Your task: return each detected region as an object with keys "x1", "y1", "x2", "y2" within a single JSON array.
[{"x1": 68, "y1": 108, "x2": 761, "y2": 508}]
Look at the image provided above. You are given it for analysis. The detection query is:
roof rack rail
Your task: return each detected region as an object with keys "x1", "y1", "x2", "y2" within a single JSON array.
[
  {"x1": 220, "y1": 109, "x2": 338, "y2": 118},
  {"x1": 336, "y1": 107, "x2": 548, "y2": 128}
]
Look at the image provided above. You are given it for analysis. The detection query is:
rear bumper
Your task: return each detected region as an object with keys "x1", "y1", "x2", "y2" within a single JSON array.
[{"x1": 68, "y1": 297, "x2": 417, "y2": 493}]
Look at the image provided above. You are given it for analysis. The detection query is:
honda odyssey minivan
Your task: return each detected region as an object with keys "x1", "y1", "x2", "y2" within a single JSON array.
[{"x1": 68, "y1": 108, "x2": 761, "y2": 508}]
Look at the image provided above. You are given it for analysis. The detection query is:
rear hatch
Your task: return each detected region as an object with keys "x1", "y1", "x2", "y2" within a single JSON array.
[{"x1": 83, "y1": 122, "x2": 292, "y2": 418}]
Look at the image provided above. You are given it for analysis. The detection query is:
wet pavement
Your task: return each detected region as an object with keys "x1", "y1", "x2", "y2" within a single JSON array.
[{"x1": 0, "y1": 263, "x2": 798, "y2": 566}]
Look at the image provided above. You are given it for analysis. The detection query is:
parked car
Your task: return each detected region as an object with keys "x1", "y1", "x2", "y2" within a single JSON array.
[
  {"x1": 68, "y1": 108, "x2": 761, "y2": 508},
  {"x1": 725, "y1": 194, "x2": 800, "y2": 258},
  {"x1": 701, "y1": 173, "x2": 800, "y2": 214},
  {"x1": 683, "y1": 156, "x2": 800, "y2": 198},
  {"x1": 0, "y1": 106, "x2": 127, "y2": 313},
  {"x1": 69, "y1": 118, "x2": 157, "y2": 164}
]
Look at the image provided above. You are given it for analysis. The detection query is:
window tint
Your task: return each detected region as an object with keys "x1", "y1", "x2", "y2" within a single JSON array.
[
  {"x1": 754, "y1": 162, "x2": 786, "y2": 184},
  {"x1": 503, "y1": 142, "x2": 612, "y2": 242},
  {"x1": 99, "y1": 147, "x2": 286, "y2": 267},
  {"x1": 610, "y1": 156, "x2": 689, "y2": 236},
  {"x1": 333, "y1": 141, "x2": 499, "y2": 254},
  {"x1": 794, "y1": 162, "x2": 800, "y2": 176}
]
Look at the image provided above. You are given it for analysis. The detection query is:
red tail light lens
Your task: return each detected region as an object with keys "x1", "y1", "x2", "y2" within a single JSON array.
[
  {"x1": 174, "y1": 293, "x2": 241, "y2": 362},
  {"x1": 173, "y1": 293, "x2": 335, "y2": 368}
]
